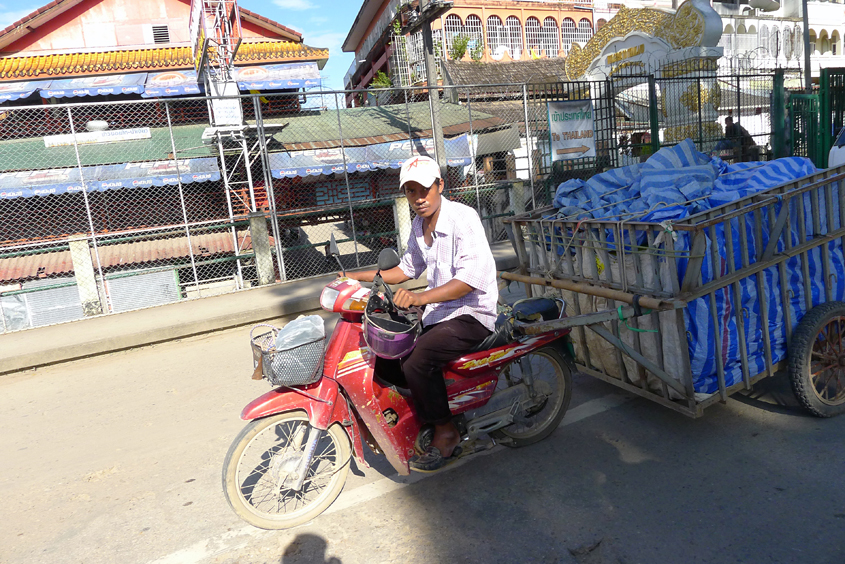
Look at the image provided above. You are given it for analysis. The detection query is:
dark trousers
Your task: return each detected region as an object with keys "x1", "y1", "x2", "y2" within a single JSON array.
[{"x1": 400, "y1": 315, "x2": 491, "y2": 424}]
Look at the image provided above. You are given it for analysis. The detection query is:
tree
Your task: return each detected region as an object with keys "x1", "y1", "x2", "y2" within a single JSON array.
[
  {"x1": 449, "y1": 34, "x2": 471, "y2": 61},
  {"x1": 369, "y1": 71, "x2": 393, "y2": 89}
]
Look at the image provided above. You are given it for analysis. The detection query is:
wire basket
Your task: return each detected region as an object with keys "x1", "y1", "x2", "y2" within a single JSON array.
[{"x1": 250, "y1": 324, "x2": 326, "y2": 387}]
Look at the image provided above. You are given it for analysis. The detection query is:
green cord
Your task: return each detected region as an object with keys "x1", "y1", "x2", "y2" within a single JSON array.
[{"x1": 617, "y1": 305, "x2": 659, "y2": 333}]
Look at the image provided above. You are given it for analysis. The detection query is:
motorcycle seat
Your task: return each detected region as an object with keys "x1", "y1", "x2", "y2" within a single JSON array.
[{"x1": 466, "y1": 297, "x2": 562, "y2": 354}]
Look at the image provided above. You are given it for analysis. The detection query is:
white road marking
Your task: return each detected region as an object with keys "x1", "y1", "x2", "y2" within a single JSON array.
[{"x1": 148, "y1": 392, "x2": 632, "y2": 564}]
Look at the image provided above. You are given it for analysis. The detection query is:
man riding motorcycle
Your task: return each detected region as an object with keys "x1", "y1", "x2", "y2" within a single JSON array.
[{"x1": 343, "y1": 155, "x2": 499, "y2": 471}]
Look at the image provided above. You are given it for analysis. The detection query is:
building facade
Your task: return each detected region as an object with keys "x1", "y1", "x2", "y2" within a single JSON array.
[{"x1": 342, "y1": 0, "x2": 595, "y2": 106}]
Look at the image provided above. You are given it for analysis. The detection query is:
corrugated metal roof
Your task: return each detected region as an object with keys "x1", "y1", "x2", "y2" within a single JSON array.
[
  {"x1": 267, "y1": 100, "x2": 504, "y2": 150},
  {"x1": 0, "y1": 230, "x2": 259, "y2": 282}
]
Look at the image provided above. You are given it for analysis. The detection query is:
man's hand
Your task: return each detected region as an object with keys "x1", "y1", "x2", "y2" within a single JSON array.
[{"x1": 393, "y1": 288, "x2": 424, "y2": 309}]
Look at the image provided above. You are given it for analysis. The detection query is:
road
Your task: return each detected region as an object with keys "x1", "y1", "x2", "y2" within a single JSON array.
[{"x1": 1, "y1": 309, "x2": 844, "y2": 564}]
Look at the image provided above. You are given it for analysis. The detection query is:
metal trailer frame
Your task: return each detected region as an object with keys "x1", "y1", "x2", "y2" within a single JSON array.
[{"x1": 503, "y1": 166, "x2": 845, "y2": 418}]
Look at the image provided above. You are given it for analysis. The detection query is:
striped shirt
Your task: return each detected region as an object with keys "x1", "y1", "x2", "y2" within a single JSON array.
[{"x1": 399, "y1": 197, "x2": 498, "y2": 331}]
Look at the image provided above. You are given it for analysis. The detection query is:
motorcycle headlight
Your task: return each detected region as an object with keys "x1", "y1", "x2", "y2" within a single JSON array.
[{"x1": 320, "y1": 287, "x2": 340, "y2": 311}]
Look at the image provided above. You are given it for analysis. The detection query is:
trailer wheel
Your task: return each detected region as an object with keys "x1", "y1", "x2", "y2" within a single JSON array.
[{"x1": 788, "y1": 301, "x2": 845, "y2": 417}]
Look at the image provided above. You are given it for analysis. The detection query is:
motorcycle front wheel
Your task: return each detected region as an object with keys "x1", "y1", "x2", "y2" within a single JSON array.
[
  {"x1": 222, "y1": 411, "x2": 351, "y2": 529},
  {"x1": 492, "y1": 346, "x2": 573, "y2": 447}
]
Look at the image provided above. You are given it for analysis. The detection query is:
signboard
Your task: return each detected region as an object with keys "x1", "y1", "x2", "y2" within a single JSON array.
[
  {"x1": 234, "y1": 63, "x2": 322, "y2": 90},
  {"x1": 44, "y1": 127, "x2": 152, "y2": 148},
  {"x1": 41, "y1": 74, "x2": 148, "y2": 98},
  {"x1": 547, "y1": 101, "x2": 596, "y2": 161},
  {"x1": 142, "y1": 71, "x2": 203, "y2": 97}
]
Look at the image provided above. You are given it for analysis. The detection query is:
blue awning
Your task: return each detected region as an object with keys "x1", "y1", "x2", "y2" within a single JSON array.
[
  {"x1": 269, "y1": 135, "x2": 472, "y2": 178},
  {"x1": 0, "y1": 157, "x2": 220, "y2": 200},
  {"x1": 142, "y1": 70, "x2": 204, "y2": 98},
  {"x1": 42, "y1": 73, "x2": 148, "y2": 98},
  {"x1": 0, "y1": 80, "x2": 53, "y2": 102},
  {"x1": 235, "y1": 62, "x2": 321, "y2": 91}
]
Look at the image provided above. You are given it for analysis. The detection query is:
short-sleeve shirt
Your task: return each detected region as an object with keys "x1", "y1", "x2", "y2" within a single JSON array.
[{"x1": 398, "y1": 197, "x2": 498, "y2": 331}]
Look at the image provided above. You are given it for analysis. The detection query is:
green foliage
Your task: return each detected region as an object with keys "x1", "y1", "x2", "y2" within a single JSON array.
[
  {"x1": 449, "y1": 34, "x2": 470, "y2": 61},
  {"x1": 369, "y1": 70, "x2": 392, "y2": 89},
  {"x1": 392, "y1": 18, "x2": 401, "y2": 35},
  {"x1": 470, "y1": 39, "x2": 484, "y2": 63}
]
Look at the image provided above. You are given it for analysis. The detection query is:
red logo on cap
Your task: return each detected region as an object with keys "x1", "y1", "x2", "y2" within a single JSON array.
[{"x1": 407, "y1": 157, "x2": 422, "y2": 169}]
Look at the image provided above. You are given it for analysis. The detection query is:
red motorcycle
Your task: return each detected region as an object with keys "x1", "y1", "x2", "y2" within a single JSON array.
[{"x1": 223, "y1": 244, "x2": 574, "y2": 530}]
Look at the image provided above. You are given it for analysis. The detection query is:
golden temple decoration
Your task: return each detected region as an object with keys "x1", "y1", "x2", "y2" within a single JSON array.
[
  {"x1": 565, "y1": 0, "x2": 708, "y2": 80},
  {"x1": 664, "y1": 122, "x2": 722, "y2": 143}
]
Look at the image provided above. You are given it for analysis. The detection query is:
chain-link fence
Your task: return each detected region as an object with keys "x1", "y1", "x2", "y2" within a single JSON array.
[{"x1": 0, "y1": 71, "x2": 782, "y2": 333}]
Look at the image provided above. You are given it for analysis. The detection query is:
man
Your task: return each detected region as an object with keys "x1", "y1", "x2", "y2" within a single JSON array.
[
  {"x1": 345, "y1": 155, "x2": 498, "y2": 472},
  {"x1": 725, "y1": 116, "x2": 756, "y2": 161}
]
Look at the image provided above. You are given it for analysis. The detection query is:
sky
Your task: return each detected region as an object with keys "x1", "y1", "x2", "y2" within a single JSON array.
[{"x1": 0, "y1": 0, "x2": 362, "y2": 91}]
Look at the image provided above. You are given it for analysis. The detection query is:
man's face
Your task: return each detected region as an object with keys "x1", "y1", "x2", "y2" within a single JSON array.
[{"x1": 403, "y1": 178, "x2": 443, "y2": 219}]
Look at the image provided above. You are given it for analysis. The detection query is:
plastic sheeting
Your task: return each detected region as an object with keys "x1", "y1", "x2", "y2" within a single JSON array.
[{"x1": 551, "y1": 139, "x2": 828, "y2": 394}]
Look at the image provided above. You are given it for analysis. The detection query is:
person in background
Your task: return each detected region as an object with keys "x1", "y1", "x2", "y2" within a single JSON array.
[{"x1": 725, "y1": 116, "x2": 756, "y2": 161}]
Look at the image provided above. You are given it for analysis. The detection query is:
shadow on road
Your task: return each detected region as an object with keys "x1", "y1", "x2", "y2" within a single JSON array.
[{"x1": 281, "y1": 533, "x2": 342, "y2": 564}]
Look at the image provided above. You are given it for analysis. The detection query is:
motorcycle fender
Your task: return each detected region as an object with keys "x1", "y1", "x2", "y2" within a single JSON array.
[{"x1": 240, "y1": 379, "x2": 368, "y2": 469}]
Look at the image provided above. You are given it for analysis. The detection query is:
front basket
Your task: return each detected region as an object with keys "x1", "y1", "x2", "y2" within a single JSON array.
[{"x1": 250, "y1": 324, "x2": 325, "y2": 387}]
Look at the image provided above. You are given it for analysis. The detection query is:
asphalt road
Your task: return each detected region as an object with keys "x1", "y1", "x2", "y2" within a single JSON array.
[{"x1": 1, "y1": 303, "x2": 844, "y2": 564}]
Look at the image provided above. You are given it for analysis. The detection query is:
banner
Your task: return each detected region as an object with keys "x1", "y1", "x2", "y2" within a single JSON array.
[
  {"x1": 235, "y1": 63, "x2": 322, "y2": 91},
  {"x1": 547, "y1": 100, "x2": 596, "y2": 161},
  {"x1": 142, "y1": 71, "x2": 203, "y2": 97},
  {"x1": 41, "y1": 74, "x2": 148, "y2": 98}
]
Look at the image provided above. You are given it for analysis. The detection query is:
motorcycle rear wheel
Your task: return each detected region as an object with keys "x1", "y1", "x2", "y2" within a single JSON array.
[
  {"x1": 222, "y1": 411, "x2": 351, "y2": 529},
  {"x1": 492, "y1": 346, "x2": 572, "y2": 447}
]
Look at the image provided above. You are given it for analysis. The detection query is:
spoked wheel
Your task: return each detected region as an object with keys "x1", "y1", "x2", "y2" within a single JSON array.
[
  {"x1": 222, "y1": 411, "x2": 351, "y2": 529},
  {"x1": 492, "y1": 346, "x2": 573, "y2": 447},
  {"x1": 788, "y1": 301, "x2": 845, "y2": 417}
]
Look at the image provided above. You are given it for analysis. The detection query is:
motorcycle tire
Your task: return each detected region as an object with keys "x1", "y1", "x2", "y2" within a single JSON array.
[
  {"x1": 491, "y1": 346, "x2": 573, "y2": 447},
  {"x1": 222, "y1": 411, "x2": 351, "y2": 530}
]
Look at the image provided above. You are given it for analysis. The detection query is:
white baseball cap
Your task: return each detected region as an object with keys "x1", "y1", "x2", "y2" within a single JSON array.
[{"x1": 399, "y1": 155, "x2": 441, "y2": 191}]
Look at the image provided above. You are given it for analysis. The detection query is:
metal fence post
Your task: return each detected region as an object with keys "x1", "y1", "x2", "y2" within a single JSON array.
[
  {"x1": 522, "y1": 83, "x2": 536, "y2": 210},
  {"x1": 772, "y1": 69, "x2": 787, "y2": 158},
  {"x1": 164, "y1": 100, "x2": 200, "y2": 291},
  {"x1": 253, "y1": 94, "x2": 287, "y2": 282},
  {"x1": 67, "y1": 106, "x2": 108, "y2": 314},
  {"x1": 334, "y1": 92, "x2": 361, "y2": 268}
]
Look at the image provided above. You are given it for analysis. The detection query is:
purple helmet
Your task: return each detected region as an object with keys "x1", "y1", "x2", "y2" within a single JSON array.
[{"x1": 363, "y1": 296, "x2": 421, "y2": 359}]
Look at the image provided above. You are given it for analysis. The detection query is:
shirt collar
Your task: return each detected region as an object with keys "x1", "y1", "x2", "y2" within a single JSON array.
[{"x1": 431, "y1": 196, "x2": 455, "y2": 237}]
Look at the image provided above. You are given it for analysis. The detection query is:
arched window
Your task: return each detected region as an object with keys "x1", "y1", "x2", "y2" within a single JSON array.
[
  {"x1": 525, "y1": 17, "x2": 542, "y2": 52},
  {"x1": 724, "y1": 24, "x2": 734, "y2": 35},
  {"x1": 576, "y1": 19, "x2": 593, "y2": 45},
  {"x1": 748, "y1": 25, "x2": 756, "y2": 35},
  {"x1": 793, "y1": 26, "x2": 803, "y2": 58},
  {"x1": 759, "y1": 25, "x2": 769, "y2": 55},
  {"x1": 770, "y1": 27, "x2": 780, "y2": 57},
  {"x1": 506, "y1": 16, "x2": 523, "y2": 59},
  {"x1": 784, "y1": 25, "x2": 794, "y2": 59},
  {"x1": 464, "y1": 14, "x2": 484, "y2": 54},
  {"x1": 561, "y1": 18, "x2": 576, "y2": 55},
  {"x1": 542, "y1": 17, "x2": 560, "y2": 57},
  {"x1": 443, "y1": 14, "x2": 463, "y2": 53},
  {"x1": 737, "y1": 23, "x2": 747, "y2": 34},
  {"x1": 486, "y1": 15, "x2": 507, "y2": 57},
  {"x1": 597, "y1": 18, "x2": 607, "y2": 31}
]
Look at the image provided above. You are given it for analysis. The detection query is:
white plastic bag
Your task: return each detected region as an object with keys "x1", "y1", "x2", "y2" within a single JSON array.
[{"x1": 275, "y1": 315, "x2": 325, "y2": 351}]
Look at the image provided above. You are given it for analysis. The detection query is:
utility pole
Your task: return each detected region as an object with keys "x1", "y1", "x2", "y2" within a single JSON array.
[
  {"x1": 803, "y1": 0, "x2": 812, "y2": 92},
  {"x1": 402, "y1": 0, "x2": 453, "y2": 179}
]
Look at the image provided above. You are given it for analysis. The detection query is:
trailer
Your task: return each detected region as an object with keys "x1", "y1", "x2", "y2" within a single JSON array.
[{"x1": 504, "y1": 166, "x2": 845, "y2": 418}]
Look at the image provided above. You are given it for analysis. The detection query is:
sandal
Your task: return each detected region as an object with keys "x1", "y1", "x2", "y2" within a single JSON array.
[{"x1": 409, "y1": 445, "x2": 463, "y2": 473}]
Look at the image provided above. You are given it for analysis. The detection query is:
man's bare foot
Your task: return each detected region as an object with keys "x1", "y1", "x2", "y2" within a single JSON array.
[{"x1": 430, "y1": 422, "x2": 460, "y2": 458}]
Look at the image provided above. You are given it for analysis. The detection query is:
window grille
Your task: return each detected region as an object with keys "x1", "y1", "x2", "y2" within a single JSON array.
[
  {"x1": 770, "y1": 27, "x2": 780, "y2": 58},
  {"x1": 542, "y1": 17, "x2": 559, "y2": 57},
  {"x1": 525, "y1": 17, "x2": 541, "y2": 52},
  {"x1": 152, "y1": 25, "x2": 170, "y2": 44},
  {"x1": 596, "y1": 19, "x2": 607, "y2": 31},
  {"x1": 784, "y1": 25, "x2": 794, "y2": 59},
  {"x1": 444, "y1": 14, "x2": 463, "y2": 53},
  {"x1": 576, "y1": 19, "x2": 593, "y2": 46},
  {"x1": 487, "y1": 16, "x2": 507, "y2": 57},
  {"x1": 561, "y1": 18, "x2": 576, "y2": 55},
  {"x1": 506, "y1": 16, "x2": 523, "y2": 59},
  {"x1": 759, "y1": 25, "x2": 769, "y2": 55},
  {"x1": 465, "y1": 14, "x2": 484, "y2": 52},
  {"x1": 794, "y1": 26, "x2": 803, "y2": 58}
]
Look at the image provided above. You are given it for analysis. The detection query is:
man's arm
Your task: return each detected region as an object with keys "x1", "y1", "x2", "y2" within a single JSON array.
[
  {"x1": 393, "y1": 279, "x2": 472, "y2": 309},
  {"x1": 345, "y1": 266, "x2": 411, "y2": 285}
]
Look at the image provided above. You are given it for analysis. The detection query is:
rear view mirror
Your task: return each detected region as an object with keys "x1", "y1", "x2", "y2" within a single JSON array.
[
  {"x1": 377, "y1": 248, "x2": 401, "y2": 272},
  {"x1": 328, "y1": 233, "x2": 340, "y2": 257}
]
